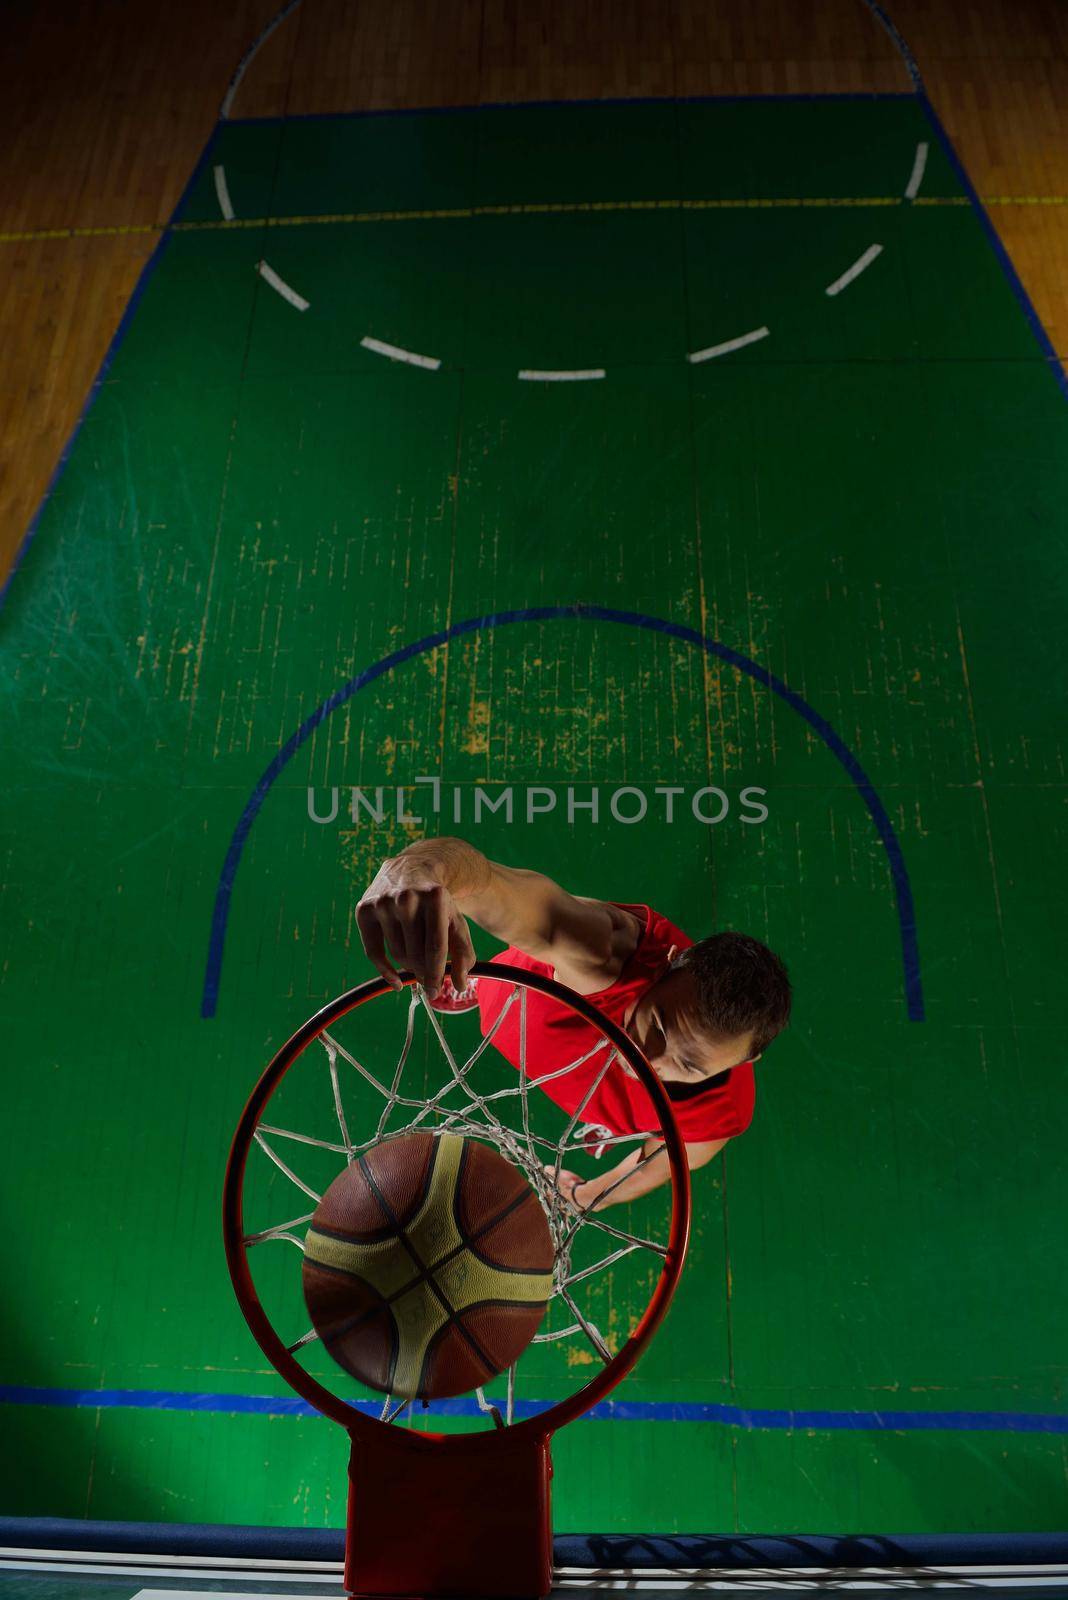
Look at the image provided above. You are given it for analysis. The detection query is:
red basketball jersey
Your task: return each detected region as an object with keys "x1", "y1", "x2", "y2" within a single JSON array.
[{"x1": 476, "y1": 902, "x2": 755, "y2": 1145}]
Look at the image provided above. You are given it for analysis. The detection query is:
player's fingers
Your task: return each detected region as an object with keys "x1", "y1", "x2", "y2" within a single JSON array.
[
  {"x1": 447, "y1": 913, "x2": 477, "y2": 992},
  {"x1": 354, "y1": 903, "x2": 403, "y2": 988},
  {"x1": 419, "y1": 894, "x2": 450, "y2": 999},
  {"x1": 378, "y1": 905, "x2": 416, "y2": 983},
  {"x1": 391, "y1": 887, "x2": 434, "y2": 983}
]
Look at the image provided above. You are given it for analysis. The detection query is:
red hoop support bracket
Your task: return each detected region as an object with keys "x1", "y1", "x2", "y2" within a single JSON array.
[{"x1": 223, "y1": 962, "x2": 692, "y2": 1598}]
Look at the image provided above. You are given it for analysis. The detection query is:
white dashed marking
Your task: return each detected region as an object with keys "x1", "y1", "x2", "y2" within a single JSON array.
[
  {"x1": 517, "y1": 368, "x2": 606, "y2": 382},
  {"x1": 687, "y1": 326, "x2": 770, "y2": 364},
  {"x1": 360, "y1": 336, "x2": 442, "y2": 370},
  {"x1": 213, "y1": 165, "x2": 235, "y2": 221},
  {"x1": 825, "y1": 243, "x2": 883, "y2": 297},
  {"x1": 256, "y1": 260, "x2": 310, "y2": 311},
  {"x1": 905, "y1": 142, "x2": 929, "y2": 200}
]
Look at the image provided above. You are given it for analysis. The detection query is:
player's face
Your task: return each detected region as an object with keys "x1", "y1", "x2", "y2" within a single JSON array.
[{"x1": 622, "y1": 968, "x2": 755, "y2": 1084}]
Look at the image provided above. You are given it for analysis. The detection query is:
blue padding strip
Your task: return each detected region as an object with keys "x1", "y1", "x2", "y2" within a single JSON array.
[
  {"x1": 0, "y1": 1516, "x2": 344, "y2": 1560},
  {"x1": 0, "y1": 1517, "x2": 1065, "y2": 1569},
  {"x1": 556, "y1": 1530, "x2": 1068, "y2": 1569}
]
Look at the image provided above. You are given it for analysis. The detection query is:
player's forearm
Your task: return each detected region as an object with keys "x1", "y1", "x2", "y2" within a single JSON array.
[
  {"x1": 577, "y1": 1145, "x2": 670, "y2": 1210},
  {"x1": 382, "y1": 837, "x2": 619, "y2": 975}
]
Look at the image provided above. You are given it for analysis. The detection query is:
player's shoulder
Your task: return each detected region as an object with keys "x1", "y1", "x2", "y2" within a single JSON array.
[
  {"x1": 554, "y1": 898, "x2": 644, "y2": 993},
  {"x1": 587, "y1": 898, "x2": 648, "y2": 965}
]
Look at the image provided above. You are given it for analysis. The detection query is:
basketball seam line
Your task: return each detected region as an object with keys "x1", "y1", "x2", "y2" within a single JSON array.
[
  {"x1": 316, "y1": 1147, "x2": 551, "y2": 1300},
  {"x1": 358, "y1": 1140, "x2": 502, "y2": 1388},
  {"x1": 308, "y1": 1178, "x2": 539, "y2": 1265},
  {"x1": 308, "y1": 1139, "x2": 552, "y2": 1391}
]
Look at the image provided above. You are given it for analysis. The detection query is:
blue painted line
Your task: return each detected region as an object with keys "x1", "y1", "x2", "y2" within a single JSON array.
[
  {"x1": 223, "y1": 91, "x2": 917, "y2": 128},
  {"x1": 673, "y1": 93, "x2": 916, "y2": 105},
  {"x1": 0, "y1": 129, "x2": 224, "y2": 617},
  {"x1": 592, "y1": 1400, "x2": 1068, "y2": 1434},
  {"x1": 917, "y1": 91, "x2": 1068, "y2": 403},
  {"x1": 170, "y1": 124, "x2": 227, "y2": 224},
  {"x1": 858, "y1": 0, "x2": 925, "y2": 92},
  {"x1": 861, "y1": 0, "x2": 1067, "y2": 401},
  {"x1": 201, "y1": 620, "x2": 470, "y2": 1018},
  {"x1": 201, "y1": 604, "x2": 924, "y2": 1021},
  {"x1": 2, "y1": 1384, "x2": 1065, "y2": 1434},
  {"x1": 171, "y1": 125, "x2": 224, "y2": 227}
]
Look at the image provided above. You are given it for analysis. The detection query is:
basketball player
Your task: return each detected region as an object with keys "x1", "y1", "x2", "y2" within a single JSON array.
[{"x1": 355, "y1": 837, "x2": 790, "y2": 1212}]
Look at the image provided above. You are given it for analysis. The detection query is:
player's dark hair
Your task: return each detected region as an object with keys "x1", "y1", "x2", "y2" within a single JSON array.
[{"x1": 673, "y1": 932, "x2": 791, "y2": 1057}]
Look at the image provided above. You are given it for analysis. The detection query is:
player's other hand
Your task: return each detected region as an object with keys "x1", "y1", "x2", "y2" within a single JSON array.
[
  {"x1": 543, "y1": 1163, "x2": 594, "y2": 1210},
  {"x1": 355, "y1": 857, "x2": 476, "y2": 1000}
]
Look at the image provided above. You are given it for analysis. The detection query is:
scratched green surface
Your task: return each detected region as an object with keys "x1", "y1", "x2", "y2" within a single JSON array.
[{"x1": 1, "y1": 98, "x2": 1066, "y2": 1534}]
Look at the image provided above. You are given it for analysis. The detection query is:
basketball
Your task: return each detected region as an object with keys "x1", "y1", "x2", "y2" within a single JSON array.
[{"x1": 302, "y1": 1132, "x2": 555, "y2": 1399}]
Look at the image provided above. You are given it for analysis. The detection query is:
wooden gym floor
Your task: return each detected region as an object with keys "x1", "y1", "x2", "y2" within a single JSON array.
[{"x1": 2, "y1": 0, "x2": 1067, "y2": 576}]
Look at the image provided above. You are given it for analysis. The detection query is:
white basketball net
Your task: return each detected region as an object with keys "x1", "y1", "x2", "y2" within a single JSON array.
[{"x1": 243, "y1": 977, "x2": 677, "y2": 1427}]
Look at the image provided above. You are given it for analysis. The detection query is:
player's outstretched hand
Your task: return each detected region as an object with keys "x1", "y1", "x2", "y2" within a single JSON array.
[
  {"x1": 543, "y1": 1163, "x2": 595, "y2": 1211},
  {"x1": 355, "y1": 856, "x2": 476, "y2": 1000}
]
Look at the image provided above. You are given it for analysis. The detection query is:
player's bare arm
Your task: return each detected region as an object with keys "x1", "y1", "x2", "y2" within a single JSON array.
[
  {"x1": 548, "y1": 1135, "x2": 729, "y2": 1211},
  {"x1": 355, "y1": 835, "x2": 640, "y2": 1000}
]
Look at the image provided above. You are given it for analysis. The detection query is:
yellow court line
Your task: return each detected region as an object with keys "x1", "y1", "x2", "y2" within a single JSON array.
[
  {"x1": 2, "y1": 193, "x2": 1066, "y2": 244},
  {"x1": 0, "y1": 222, "x2": 163, "y2": 241}
]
